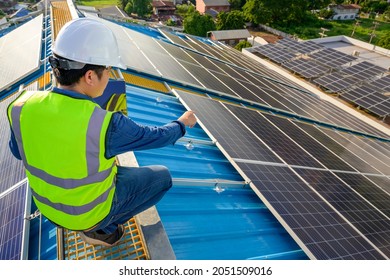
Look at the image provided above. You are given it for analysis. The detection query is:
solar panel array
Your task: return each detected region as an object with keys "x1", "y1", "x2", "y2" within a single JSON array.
[
  {"x1": 283, "y1": 58, "x2": 330, "y2": 78},
  {"x1": 252, "y1": 43, "x2": 297, "y2": 64},
  {"x1": 339, "y1": 75, "x2": 390, "y2": 117},
  {"x1": 314, "y1": 61, "x2": 387, "y2": 93},
  {"x1": 244, "y1": 35, "x2": 389, "y2": 118},
  {"x1": 156, "y1": 29, "x2": 389, "y2": 139},
  {"x1": 308, "y1": 48, "x2": 357, "y2": 68},
  {"x1": 176, "y1": 90, "x2": 390, "y2": 260}
]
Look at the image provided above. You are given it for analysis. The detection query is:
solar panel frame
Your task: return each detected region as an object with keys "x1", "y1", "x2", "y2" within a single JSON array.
[{"x1": 0, "y1": 181, "x2": 28, "y2": 260}]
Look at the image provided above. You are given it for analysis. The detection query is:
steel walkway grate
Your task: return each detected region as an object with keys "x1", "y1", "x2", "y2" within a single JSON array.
[{"x1": 59, "y1": 217, "x2": 149, "y2": 260}]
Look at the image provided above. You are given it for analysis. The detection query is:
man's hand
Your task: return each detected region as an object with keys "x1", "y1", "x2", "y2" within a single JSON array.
[{"x1": 178, "y1": 111, "x2": 197, "y2": 128}]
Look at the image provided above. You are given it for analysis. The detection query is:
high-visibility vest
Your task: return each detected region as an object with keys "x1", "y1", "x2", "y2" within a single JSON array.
[{"x1": 7, "y1": 90, "x2": 117, "y2": 230}]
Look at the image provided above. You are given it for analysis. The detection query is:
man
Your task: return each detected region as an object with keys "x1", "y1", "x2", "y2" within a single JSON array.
[{"x1": 7, "y1": 18, "x2": 197, "y2": 247}]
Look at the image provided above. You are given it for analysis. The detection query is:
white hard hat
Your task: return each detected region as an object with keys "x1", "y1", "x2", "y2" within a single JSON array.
[{"x1": 52, "y1": 18, "x2": 126, "y2": 69}]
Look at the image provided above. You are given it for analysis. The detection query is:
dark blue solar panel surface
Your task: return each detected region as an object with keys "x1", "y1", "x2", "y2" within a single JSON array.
[
  {"x1": 294, "y1": 168, "x2": 390, "y2": 257},
  {"x1": 237, "y1": 163, "x2": 385, "y2": 260},
  {"x1": 225, "y1": 104, "x2": 323, "y2": 168},
  {"x1": 177, "y1": 90, "x2": 282, "y2": 163},
  {"x1": 0, "y1": 182, "x2": 27, "y2": 260}
]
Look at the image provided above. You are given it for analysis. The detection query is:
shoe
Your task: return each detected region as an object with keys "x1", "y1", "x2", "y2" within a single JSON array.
[{"x1": 78, "y1": 224, "x2": 125, "y2": 247}]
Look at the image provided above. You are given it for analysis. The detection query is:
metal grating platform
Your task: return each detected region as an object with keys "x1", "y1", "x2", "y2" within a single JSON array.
[{"x1": 59, "y1": 218, "x2": 149, "y2": 260}]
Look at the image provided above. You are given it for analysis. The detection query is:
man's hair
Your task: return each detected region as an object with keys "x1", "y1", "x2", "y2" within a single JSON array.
[{"x1": 52, "y1": 56, "x2": 106, "y2": 86}]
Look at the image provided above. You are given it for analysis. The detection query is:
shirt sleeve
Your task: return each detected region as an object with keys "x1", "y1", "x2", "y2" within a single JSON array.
[
  {"x1": 105, "y1": 112, "x2": 186, "y2": 158},
  {"x1": 9, "y1": 128, "x2": 22, "y2": 160}
]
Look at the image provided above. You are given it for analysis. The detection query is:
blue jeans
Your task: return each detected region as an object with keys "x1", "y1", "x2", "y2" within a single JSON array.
[{"x1": 92, "y1": 165, "x2": 172, "y2": 234}]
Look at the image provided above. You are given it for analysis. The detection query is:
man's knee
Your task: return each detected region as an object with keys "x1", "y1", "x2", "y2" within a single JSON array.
[{"x1": 151, "y1": 165, "x2": 172, "y2": 189}]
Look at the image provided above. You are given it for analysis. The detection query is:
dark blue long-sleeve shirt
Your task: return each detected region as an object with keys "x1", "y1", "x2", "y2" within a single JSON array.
[{"x1": 9, "y1": 87, "x2": 186, "y2": 160}]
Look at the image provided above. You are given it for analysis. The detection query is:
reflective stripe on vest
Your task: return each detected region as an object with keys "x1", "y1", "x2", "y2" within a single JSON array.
[{"x1": 8, "y1": 91, "x2": 116, "y2": 230}]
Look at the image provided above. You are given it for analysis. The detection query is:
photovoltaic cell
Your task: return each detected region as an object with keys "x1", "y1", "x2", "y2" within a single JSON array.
[
  {"x1": 283, "y1": 58, "x2": 330, "y2": 78},
  {"x1": 329, "y1": 130, "x2": 390, "y2": 176},
  {"x1": 0, "y1": 181, "x2": 27, "y2": 260},
  {"x1": 332, "y1": 172, "x2": 390, "y2": 218},
  {"x1": 294, "y1": 168, "x2": 390, "y2": 257},
  {"x1": 236, "y1": 163, "x2": 385, "y2": 259},
  {"x1": 177, "y1": 90, "x2": 282, "y2": 163},
  {"x1": 225, "y1": 104, "x2": 323, "y2": 168},
  {"x1": 294, "y1": 122, "x2": 385, "y2": 175},
  {"x1": 261, "y1": 115, "x2": 356, "y2": 171}
]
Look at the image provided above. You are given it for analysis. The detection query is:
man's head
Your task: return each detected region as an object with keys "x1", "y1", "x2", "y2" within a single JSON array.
[{"x1": 49, "y1": 18, "x2": 126, "y2": 97}]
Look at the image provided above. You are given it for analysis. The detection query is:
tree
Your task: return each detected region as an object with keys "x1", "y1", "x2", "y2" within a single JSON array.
[
  {"x1": 183, "y1": 12, "x2": 216, "y2": 37},
  {"x1": 229, "y1": 0, "x2": 245, "y2": 10},
  {"x1": 216, "y1": 10, "x2": 245, "y2": 30},
  {"x1": 118, "y1": 0, "x2": 129, "y2": 10},
  {"x1": 121, "y1": 0, "x2": 152, "y2": 17},
  {"x1": 377, "y1": 31, "x2": 390, "y2": 49},
  {"x1": 124, "y1": 1, "x2": 134, "y2": 14},
  {"x1": 234, "y1": 40, "x2": 252, "y2": 51},
  {"x1": 243, "y1": 0, "x2": 272, "y2": 25},
  {"x1": 243, "y1": 0, "x2": 310, "y2": 25},
  {"x1": 133, "y1": 0, "x2": 152, "y2": 17},
  {"x1": 308, "y1": 0, "x2": 331, "y2": 10}
]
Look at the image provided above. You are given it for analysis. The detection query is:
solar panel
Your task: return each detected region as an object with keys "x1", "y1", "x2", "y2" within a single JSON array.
[
  {"x1": 0, "y1": 181, "x2": 28, "y2": 260},
  {"x1": 309, "y1": 48, "x2": 357, "y2": 68},
  {"x1": 283, "y1": 58, "x2": 330, "y2": 78},
  {"x1": 0, "y1": 94, "x2": 26, "y2": 191},
  {"x1": 237, "y1": 163, "x2": 386, "y2": 260},
  {"x1": 371, "y1": 75, "x2": 390, "y2": 90},
  {"x1": 341, "y1": 61, "x2": 386, "y2": 80},
  {"x1": 277, "y1": 39, "x2": 323, "y2": 55},
  {"x1": 0, "y1": 15, "x2": 43, "y2": 92},
  {"x1": 225, "y1": 104, "x2": 323, "y2": 168},
  {"x1": 333, "y1": 172, "x2": 390, "y2": 217},
  {"x1": 314, "y1": 73, "x2": 358, "y2": 92},
  {"x1": 260, "y1": 115, "x2": 356, "y2": 172},
  {"x1": 294, "y1": 168, "x2": 390, "y2": 257},
  {"x1": 253, "y1": 44, "x2": 296, "y2": 63},
  {"x1": 294, "y1": 122, "x2": 384, "y2": 175},
  {"x1": 177, "y1": 90, "x2": 282, "y2": 163},
  {"x1": 368, "y1": 101, "x2": 390, "y2": 117}
]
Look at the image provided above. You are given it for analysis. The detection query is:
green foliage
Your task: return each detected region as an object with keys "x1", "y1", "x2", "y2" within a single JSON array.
[
  {"x1": 307, "y1": 0, "x2": 331, "y2": 10},
  {"x1": 118, "y1": 0, "x2": 152, "y2": 17},
  {"x1": 166, "y1": 18, "x2": 176, "y2": 26},
  {"x1": 318, "y1": 8, "x2": 335, "y2": 19},
  {"x1": 0, "y1": 9, "x2": 5, "y2": 17},
  {"x1": 124, "y1": 1, "x2": 134, "y2": 14},
  {"x1": 183, "y1": 12, "x2": 216, "y2": 37},
  {"x1": 133, "y1": 0, "x2": 152, "y2": 17},
  {"x1": 377, "y1": 31, "x2": 390, "y2": 49},
  {"x1": 360, "y1": 0, "x2": 389, "y2": 14},
  {"x1": 242, "y1": 0, "x2": 272, "y2": 25},
  {"x1": 216, "y1": 10, "x2": 245, "y2": 30},
  {"x1": 234, "y1": 40, "x2": 252, "y2": 51},
  {"x1": 229, "y1": 0, "x2": 245, "y2": 10},
  {"x1": 379, "y1": 6, "x2": 390, "y2": 22},
  {"x1": 77, "y1": 0, "x2": 118, "y2": 8}
]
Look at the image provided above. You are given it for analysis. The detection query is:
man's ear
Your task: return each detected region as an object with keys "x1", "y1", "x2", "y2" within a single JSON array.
[{"x1": 83, "y1": 69, "x2": 95, "y2": 86}]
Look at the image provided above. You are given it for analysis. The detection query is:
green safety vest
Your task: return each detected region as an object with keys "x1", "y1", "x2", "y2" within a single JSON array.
[{"x1": 7, "y1": 90, "x2": 117, "y2": 230}]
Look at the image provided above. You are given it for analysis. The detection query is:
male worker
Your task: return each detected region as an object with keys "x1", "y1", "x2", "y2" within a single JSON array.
[{"x1": 7, "y1": 18, "x2": 197, "y2": 247}]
